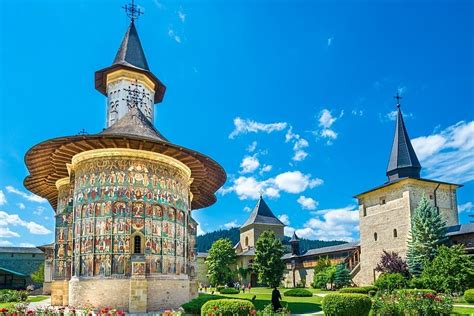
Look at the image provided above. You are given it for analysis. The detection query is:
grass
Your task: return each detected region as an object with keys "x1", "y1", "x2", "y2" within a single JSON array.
[
  {"x1": 452, "y1": 306, "x2": 474, "y2": 315},
  {"x1": 0, "y1": 296, "x2": 49, "y2": 309},
  {"x1": 202, "y1": 287, "x2": 324, "y2": 314}
]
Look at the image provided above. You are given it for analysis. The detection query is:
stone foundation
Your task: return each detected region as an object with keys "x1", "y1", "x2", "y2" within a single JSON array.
[
  {"x1": 51, "y1": 280, "x2": 69, "y2": 306},
  {"x1": 42, "y1": 282, "x2": 52, "y2": 295},
  {"x1": 65, "y1": 276, "x2": 192, "y2": 311}
]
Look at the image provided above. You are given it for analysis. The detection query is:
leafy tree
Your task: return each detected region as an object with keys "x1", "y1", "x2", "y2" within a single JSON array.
[
  {"x1": 206, "y1": 238, "x2": 236, "y2": 286},
  {"x1": 314, "y1": 256, "x2": 332, "y2": 274},
  {"x1": 31, "y1": 262, "x2": 45, "y2": 284},
  {"x1": 375, "y1": 250, "x2": 409, "y2": 277},
  {"x1": 374, "y1": 273, "x2": 408, "y2": 292},
  {"x1": 333, "y1": 263, "x2": 351, "y2": 289},
  {"x1": 419, "y1": 245, "x2": 474, "y2": 293},
  {"x1": 253, "y1": 230, "x2": 285, "y2": 287},
  {"x1": 407, "y1": 195, "x2": 447, "y2": 275},
  {"x1": 313, "y1": 265, "x2": 337, "y2": 290},
  {"x1": 236, "y1": 267, "x2": 249, "y2": 283}
]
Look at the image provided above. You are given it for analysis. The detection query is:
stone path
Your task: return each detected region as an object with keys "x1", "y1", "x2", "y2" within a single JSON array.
[
  {"x1": 27, "y1": 297, "x2": 51, "y2": 309},
  {"x1": 454, "y1": 304, "x2": 474, "y2": 308}
]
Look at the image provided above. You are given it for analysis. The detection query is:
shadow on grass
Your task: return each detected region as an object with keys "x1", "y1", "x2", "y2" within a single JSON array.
[{"x1": 252, "y1": 299, "x2": 322, "y2": 314}]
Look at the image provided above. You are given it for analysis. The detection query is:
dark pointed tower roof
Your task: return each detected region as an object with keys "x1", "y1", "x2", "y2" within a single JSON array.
[
  {"x1": 95, "y1": 21, "x2": 166, "y2": 103},
  {"x1": 289, "y1": 231, "x2": 300, "y2": 243},
  {"x1": 113, "y1": 21, "x2": 150, "y2": 70},
  {"x1": 241, "y1": 196, "x2": 285, "y2": 229},
  {"x1": 386, "y1": 101, "x2": 421, "y2": 182}
]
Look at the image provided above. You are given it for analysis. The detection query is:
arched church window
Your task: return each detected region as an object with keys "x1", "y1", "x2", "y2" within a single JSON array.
[
  {"x1": 374, "y1": 232, "x2": 378, "y2": 241},
  {"x1": 393, "y1": 229, "x2": 398, "y2": 238},
  {"x1": 245, "y1": 236, "x2": 249, "y2": 247},
  {"x1": 134, "y1": 235, "x2": 142, "y2": 254}
]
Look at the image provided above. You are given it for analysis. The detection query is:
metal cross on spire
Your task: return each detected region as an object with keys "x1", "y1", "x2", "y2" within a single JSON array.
[
  {"x1": 394, "y1": 92, "x2": 403, "y2": 108},
  {"x1": 122, "y1": 0, "x2": 143, "y2": 22},
  {"x1": 123, "y1": 80, "x2": 149, "y2": 110}
]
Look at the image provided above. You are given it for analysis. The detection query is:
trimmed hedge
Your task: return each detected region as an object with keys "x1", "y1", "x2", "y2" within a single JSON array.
[
  {"x1": 181, "y1": 294, "x2": 223, "y2": 314},
  {"x1": 0, "y1": 290, "x2": 28, "y2": 303},
  {"x1": 374, "y1": 273, "x2": 408, "y2": 292},
  {"x1": 322, "y1": 293, "x2": 372, "y2": 316},
  {"x1": 464, "y1": 289, "x2": 474, "y2": 304},
  {"x1": 219, "y1": 288, "x2": 240, "y2": 294},
  {"x1": 283, "y1": 288, "x2": 313, "y2": 297},
  {"x1": 395, "y1": 289, "x2": 436, "y2": 295},
  {"x1": 339, "y1": 286, "x2": 378, "y2": 294},
  {"x1": 201, "y1": 299, "x2": 255, "y2": 316}
]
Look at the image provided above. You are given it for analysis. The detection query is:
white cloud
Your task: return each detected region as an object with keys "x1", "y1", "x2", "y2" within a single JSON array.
[
  {"x1": 0, "y1": 210, "x2": 51, "y2": 235},
  {"x1": 19, "y1": 242, "x2": 35, "y2": 247},
  {"x1": 33, "y1": 206, "x2": 45, "y2": 216},
  {"x1": 153, "y1": 0, "x2": 164, "y2": 9},
  {"x1": 196, "y1": 222, "x2": 205, "y2": 236},
  {"x1": 16, "y1": 203, "x2": 25, "y2": 210},
  {"x1": 296, "y1": 205, "x2": 359, "y2": 242},
  {"x1": 284, "y1": 226, "x2": 295, "y2": 237},
  {"x1": 0, "y1": 240, "x2": 13, "y2": 246},
  {"x1": 316, "y1": 109, "x2": 343, "y2": 144},
  {"x1": 220, "y1": 171, "x2": 323, "y2": 200},
  {"x1": 297, "y1": 196, "x2": 318, "y2": 210},
  {"x1": 247, "y1": 141, "x2": 258, "y2": 153},
  {"x1": 178, "y1": 9, "x2": 186, "y2": 22},
  {"x1": 318, "y1": 109, "x2": 338, "y2": 129},
  {"x1": 168, "y1": 29, "x2": 181, "y2": 43},
  {"x1": 412, "y1": 120, "x2": 474, "y2": 183},
  {"x1": 352, "y1": 109, "x2": 364, "y2": 116},
  {"x1": 385, "y1": 110, "x2": 413, "y2": 121},
  {"x1": 259, "y1": 165, "x2": 272, "y2": 175},
  {"x1": 229, "y1": 117, "x2": 287, "y2": 139},
  {"x1": 243, "y1": 206, "x2": 252, "y2": 213},
  {"x1": 240, "y1": 155, "x2": 260, "y2": 174},
  {"x1": 224, "y1": 220, "x2": 239, "y2": 229},
  {"x1": 458, "y1": 202, "x2": 473, "y2": 213},
  {"x1": 0, "y1": 227, "x2": 20, "y2": 238},
  {"x1": 0, "y1": 190, "x2": 6, "y2": 205},
  {"x1": 5, "y1": 186, "x2": 47, "y2": 203},
  {"x1": 285, "y1": 127, "x2": 310, "y2": 161},
  {"x1": 278, "y1": 214, "x2": 290, "y2": 225},
  {"x1": 327, "y1": 37, "x2": 333, "y2": 47}
]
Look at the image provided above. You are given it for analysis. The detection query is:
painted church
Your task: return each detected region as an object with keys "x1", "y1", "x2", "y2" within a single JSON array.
[{"x1": 23, "y1": 4, "x2": 225, "y2": 313}]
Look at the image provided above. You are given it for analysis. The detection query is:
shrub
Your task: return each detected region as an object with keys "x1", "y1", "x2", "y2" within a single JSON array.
[
  {"x1": 334, "y1": 263, "x2": 352, "y2": 289},
  {"x1": 283, "y1": 288, "x2": 312, "y2": 297},
  {"x1": 322, "y1": 293, "x2": 372, "y2": 316},
  {"x1": 339, "y1": 286, "x2": 377, "y2": 294},
  {"x1": 464, "y1": 289, "x2": 474, "y2": 304},
  {"x1": 181, "y1": 294, "x2": 222, "y2": 314},
  {"x1": 219, "y1": 288, "x2": 240, "y2": 294},
  {"x1": 374, "y1": 273, "x2": 408, "y2": 292},
  {"x1": 0, "y1": 290, "x2": 28, "y2": 303},
  {"x1": 372, "y1": 291, "x2": 453, "y2": 315},
  {"x1": 201, "y1": 299, "x2": 255, "y2": 316},
  {"x1": 395, "y1": 289, "x2": 436, "y2": 295},
  {"x1": 312, "y1": 265, "x2": 336, "y2": 290}
]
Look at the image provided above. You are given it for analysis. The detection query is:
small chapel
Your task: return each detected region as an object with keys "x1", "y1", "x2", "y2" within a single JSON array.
[{"x1": 23, "y1": 2, "x2": 226, "y2": 312}]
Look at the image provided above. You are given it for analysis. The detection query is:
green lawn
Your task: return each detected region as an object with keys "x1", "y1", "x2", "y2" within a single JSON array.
[
  {"x1": 0, "y1": 296, "x2": 49, "y2": 309},
  {"x1": 204, "y1": 287, "x2": 324, "y2": 314},
  {"x1": 452, "y1": 306, "x2": 474, "y2": 315}
]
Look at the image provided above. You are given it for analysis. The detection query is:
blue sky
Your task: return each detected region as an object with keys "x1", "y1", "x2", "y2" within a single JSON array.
[{"x1": 0, "y1": 0, "x2": 473, "y2": 246}]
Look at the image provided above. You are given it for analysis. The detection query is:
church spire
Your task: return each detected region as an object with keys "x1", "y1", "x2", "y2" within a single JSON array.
[
  {"x1": 386, "y1": 93, "x2": 421, "y2": 182},
  {"x1": 113, "y1": 20, "x2": 150, "y2": 71}
]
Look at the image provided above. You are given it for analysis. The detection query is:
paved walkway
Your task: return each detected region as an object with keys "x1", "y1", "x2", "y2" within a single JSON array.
[
  {"x1": 27, "y1": 297, "x2": 51, "y2": 309},
  {"x1": 454, "y1": 304, "x2": 474, "y2": 308}
]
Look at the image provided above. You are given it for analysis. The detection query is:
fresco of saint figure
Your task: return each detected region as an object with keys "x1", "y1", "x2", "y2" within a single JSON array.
[
  {"x1": 113, "y1": 254, "x2": 125, "y2": 274},
  {"x1": 152, "y1": 220, "x2": 162, "y2": 236},
  {"x1": 132, "y1": 218, "x2": 145, "y2": 231},
  {"x1": 133, "y1": 202, "x2": 145, "y2": 218}
]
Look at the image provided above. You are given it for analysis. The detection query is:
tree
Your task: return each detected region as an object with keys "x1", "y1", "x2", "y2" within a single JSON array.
[
  {"x1": 253, "y1": 230, "x2": 285, "y2": 287},
  {"x1": 206, "y1": 238, "x2": 236, "y2": 286},
  {"x1": 236, "y1": 267, "x2": 249, "y2": 283},
  {"x1": 333, "y1": 263, "x2": 351, "y2": 289},
  {"x1": 375, "y1": 250, "x2": 409, "y2": 277},
  {"x1": 313, "y1": 265, "x2": 336, "y2": 290},
  {"x1": 419, "y1": 245, "x2": 474, "y2": 293},
  {"x1": 314, "y1": 256, "x2": 332, "y2": 274},
  {"x1": 31, "y1": 262, "x2": 45, "y2": 284},
  {"x1": 407, "y1": 195, "x2": 448, "y2": 275}
]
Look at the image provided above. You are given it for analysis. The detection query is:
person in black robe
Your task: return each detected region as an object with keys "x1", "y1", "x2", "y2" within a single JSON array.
[{"x1": 271, "y1": 287, "x2": 282, "y2": 311}]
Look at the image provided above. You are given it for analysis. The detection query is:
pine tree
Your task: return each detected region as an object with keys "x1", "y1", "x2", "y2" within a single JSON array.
[
  {"x1": 333, "y1": 263, "x2": 351, "y2": 289},
  {"x1": 407, "y1": 195, "x2": 448, "y2": 276},
  {"x1": 253, "y1": 230, "x2": 285, "y2": 287}
]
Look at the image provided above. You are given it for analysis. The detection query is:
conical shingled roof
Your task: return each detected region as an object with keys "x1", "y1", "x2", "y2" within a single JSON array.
[
  {"x1": 289, "y1": 231, "x2": 300, "y2": 243},
  {"x1": 113, "y1": 21, "x2": 150, "y2": 71},
  {"x1": 386, "y1": 106, "x2": 421, "y2": 182},
  {"x1": 101, "y1": 106, "x2": 168, "y2": 142},
  {"x1": 241, "y1": 196, "x2": 285, "y2": 229}
]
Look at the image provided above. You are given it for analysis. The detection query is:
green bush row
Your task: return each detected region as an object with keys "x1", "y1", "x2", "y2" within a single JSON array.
[
  {"x1": 322, "y1": 293, "x2": 372, "y2": 316},
  {"x1": 201, "y1": 299, "x2": 255, "y2": 316},
  {"x1": 181, "y1": 294, "x2": 223, "y2": 314},
  {"x1": 283, "y1": 288, "x2": 312, "y2": 297},
  {"x1": 465, "y1": 289, "x2": 474, "y2": 304},
  {"x1": 339, "y1": 286, "x2": 378, "y2": 294},
  {"x1": 219, "y1": 288, "x2": 240, "y2": 294},
  {"x1": 0, "y1": 290, "x2": 28, "y2": 303}
]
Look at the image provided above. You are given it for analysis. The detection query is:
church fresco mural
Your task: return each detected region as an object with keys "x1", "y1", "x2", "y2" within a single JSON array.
[{"x1": 54, "y1": 156, "x2": 193, "y2": 280}]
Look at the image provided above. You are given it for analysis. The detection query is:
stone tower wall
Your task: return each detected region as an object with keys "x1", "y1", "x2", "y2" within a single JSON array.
[{"x1": 239, "y1": 224, "x2": 284, "y2": 250}]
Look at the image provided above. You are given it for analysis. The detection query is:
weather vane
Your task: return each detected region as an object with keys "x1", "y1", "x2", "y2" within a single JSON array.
[
  {"x1": 394, "y1": 91, "x2": 402, "y2": 108},
  {"x1": 123, "y1": 80, "x2": 149, "y2": 110},
  {"x1": 122, "y1": 0, "x2": 143, "y2": 22}
]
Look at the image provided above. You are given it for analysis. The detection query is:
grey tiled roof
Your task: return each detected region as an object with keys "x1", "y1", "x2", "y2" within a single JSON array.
[
  {"x1": 237, "y1": 248, "x2": 255, "y2": 256},
  {"x1": 241, "y1": 196, "x2": 284, "y2": 229},
  {"x1": 446, "y1": 223, "x2": 474, "y2": 236},
  {"x1": 282, "y1": 242, "x2": 359, "y2": 260},
  {"x1": 113, "y1": 21, "x2": 149, "y2": 71},
  {"x1": 197, "y1": 252, "x2": 209, "y2": 258},
  {"x1": 386, "y1": 106, "x2": 422, "y2": 182},
  {"x1": 101, "y1": 106, "x2": 168, "y2": 142},
  {"x1": 0, "y1": 247, "x2": 44, "y2": 254}
]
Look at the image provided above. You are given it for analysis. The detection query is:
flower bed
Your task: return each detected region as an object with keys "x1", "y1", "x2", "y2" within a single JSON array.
[
  {"x1": 372, "y1": 291, "x2": 453, "y2": 315},
  {"x1": 201, "y1": 299, "x2": 255, "y2": 316}
]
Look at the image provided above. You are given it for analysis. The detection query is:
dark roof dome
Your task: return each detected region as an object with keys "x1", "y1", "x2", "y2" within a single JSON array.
[{"x1": 241, "y1": 196, "x2": 285, "y2": 229}]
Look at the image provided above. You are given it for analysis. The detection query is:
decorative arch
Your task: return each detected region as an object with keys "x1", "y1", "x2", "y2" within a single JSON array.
[{"x1": 131, "y1": 231, "x2": 145, "y2": 254}]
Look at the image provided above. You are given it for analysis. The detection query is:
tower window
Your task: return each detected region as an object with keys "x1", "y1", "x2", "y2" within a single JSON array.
[
  {"x1": 245, "y1": 236, "x2": 249, "y2": 247},
  {"x1": 380, "y1": 197, "x2": 386, "y2": 205},
  {"x1": 363, "y1": 207, "x2": 367, "y2": 217},
  {"x1": 393, "y1": 229, "x2": 398, "y2": 238},
  {"x1": 429, "y1": 194, "x2": 433, "y2": 200},
  {"x1": 134, "y1": 235, "x2": 142, "y2": 254},
  {"x1": 374, "y1": 233, "x2": 378, "y2": 241}
]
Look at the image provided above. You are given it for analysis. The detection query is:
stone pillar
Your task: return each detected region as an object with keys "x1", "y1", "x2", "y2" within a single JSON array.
[{"x1": 129, "y1": 255, "x2": 147, "y2": 313}]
